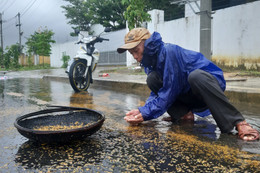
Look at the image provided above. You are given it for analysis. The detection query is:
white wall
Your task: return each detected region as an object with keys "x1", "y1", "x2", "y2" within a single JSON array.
[
  {"x1": 157, "y1": 15, "x2": 200, "y2": 51},
  {"x1": 50, "y1": 40, "x2": 78, "y2": 67},
  {"x1": 50, "y1": 28, "x2": 126, "y2": 67},
  {"x1": 146, "y1": 1, "x2": 260, "y2": 69},
  {"x1": 51, "y1": 1, "x2": 260, "y2": 69},
  {"x1": 212, "y1": 2, "x2": 260, "y2": 59},
  {"x1": 146, "y1": 8, "x2": 200, "y2": 54}
]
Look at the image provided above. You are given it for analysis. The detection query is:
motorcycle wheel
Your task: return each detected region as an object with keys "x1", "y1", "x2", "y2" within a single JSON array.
[{"x1": 68, "y1": 59, "x2": 91, "y2": 92}]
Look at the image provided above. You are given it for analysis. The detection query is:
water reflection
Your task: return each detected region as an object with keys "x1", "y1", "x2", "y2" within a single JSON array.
[
  {"x1": 192, "y1": 118, "x2": 219, "y2": 140},
  {"x1": 15, "y1": 138, "x2": 103, "y2": 171},
  {"x1": 1, "y1": 78, "x2": 260, "y2": 172}
]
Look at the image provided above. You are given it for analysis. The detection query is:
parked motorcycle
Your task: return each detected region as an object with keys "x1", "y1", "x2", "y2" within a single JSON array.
[{"x1": 66, "y1": 28, "x2": 111, "y2": 92}]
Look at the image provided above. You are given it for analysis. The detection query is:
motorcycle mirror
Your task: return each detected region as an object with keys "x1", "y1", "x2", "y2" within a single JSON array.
[
  {"x1": 74, "y1": 28, "x2": 80, "y2": 35},
  {"x1": 104, "y1": 27, "x2": 111, "y2": 32}
]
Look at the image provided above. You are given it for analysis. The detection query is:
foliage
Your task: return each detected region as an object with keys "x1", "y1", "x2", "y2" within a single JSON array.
[
  {"x1": 145, "y1": 0, "x2": 184, "y2": 21},
  {"x1": 237, "y1": 71, "x2": 260, "y2": 77},
  {"x1": 3, "y1": 50, "x2": 11, "y2": 69},
  {"x1": 0, "y1": 47, "x2": 3, "y2": 66},
  {"x1": 62, "y1": 0, "x2": 94, "y2": 31},
  {"x1": 27, "y1": 53, "x2": 34, "y2": 67},
  {"x1": 62, "y1": 0, "x2": 127, "y2": 31},
  {"x1": 88, "y1": 0, "x2": 127, "y2": 30},
  {"x1": 1, "y1": 28, "x2": 54, "y2": 70},
  {"x1": 26, "y1": 28, "x2": 55, "y2": 56},
  {"x1": 3, "y1": 44, "x2": 20, "y2": 69},
  {"x1": 61, "y1": 54, "x2": 70, "y2": 68},
  {"x1": 122, "y1": 0, "x2": 151, "y2": 30},
  {"x1": 61, "y1": 0, "x2": 184, "y2": 32},
  {"x1": 0, "y1": 64, "x2": 53, "y2": 71}
]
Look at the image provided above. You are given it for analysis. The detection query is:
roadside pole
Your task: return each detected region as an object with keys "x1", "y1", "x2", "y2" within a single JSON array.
[
  {"x1": 0, "y1": 13, "x2": 3, "y2": 65},
  {"x1": 200, "y1": 0, "x2": 212, "y2": 60}
]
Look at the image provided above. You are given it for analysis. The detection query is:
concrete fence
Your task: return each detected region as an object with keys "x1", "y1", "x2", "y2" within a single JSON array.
[
  {"x1": 50, "y1": 0, "x2": 260, "y2": 70},
  {"x1": 146, "y1": 1, "x2": 260, "y2": 70},
  {"x1": 19, "y1": 55, "x2": 50, "y2": 66},
  {"x1": 50, "y1": 29, "x2": 126, "y2": 68}
]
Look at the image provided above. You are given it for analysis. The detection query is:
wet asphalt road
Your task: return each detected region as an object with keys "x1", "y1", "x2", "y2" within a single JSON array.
[{"x1": 0, "y1": 72, "x2": 260, "y2": 172}]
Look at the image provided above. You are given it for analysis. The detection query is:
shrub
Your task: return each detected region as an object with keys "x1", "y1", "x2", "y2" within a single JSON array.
[{"x1": 61, "y1": 54, "x2": 70, "y2": 68}]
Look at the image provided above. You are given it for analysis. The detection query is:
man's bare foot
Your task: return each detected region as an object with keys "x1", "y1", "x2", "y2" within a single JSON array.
[
  {"x1": 180, "y1": 111, "x2": 194, "y2": 121},
  {"x1": 236, "y1": 120, "x2": 259, "y2": 141},
  {"x1": 162, "y1": 111, "x2": 194, "y2": 122},
  {"x1": 162, "y1": 116, "x2": 172, "y2": 122}
]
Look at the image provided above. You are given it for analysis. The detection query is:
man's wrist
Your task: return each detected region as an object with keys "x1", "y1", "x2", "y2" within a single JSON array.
[{"x1": 138, "y1": 107, "x2": 148, "y2": 121}]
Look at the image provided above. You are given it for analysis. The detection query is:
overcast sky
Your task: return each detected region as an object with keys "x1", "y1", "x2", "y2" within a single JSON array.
[{"x1": 1, "y1": 0, "x2": 76, "y2": 49}]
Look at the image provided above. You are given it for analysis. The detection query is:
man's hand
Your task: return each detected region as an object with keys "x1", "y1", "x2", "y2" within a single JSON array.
[{"x1": 124, "y1": 109, "x2": 144, "y2": 125}]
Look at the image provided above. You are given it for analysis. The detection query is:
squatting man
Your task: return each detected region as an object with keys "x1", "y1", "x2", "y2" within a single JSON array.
[{"x1": 117, "y1": 28, "x2": 259, "y2": 141}]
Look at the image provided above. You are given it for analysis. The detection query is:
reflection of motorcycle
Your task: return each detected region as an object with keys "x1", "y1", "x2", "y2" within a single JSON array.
[{"x1": 66, "y1": 28, "x2": 111, "y2": 92}]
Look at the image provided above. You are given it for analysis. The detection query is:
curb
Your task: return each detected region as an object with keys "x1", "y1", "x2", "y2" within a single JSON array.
[
  {"x1": 42, "y1": 75, "x2": 260, "y2": 94},
  {"x1": 42, "y1": 75, "x2": 150, "y2": 95}
]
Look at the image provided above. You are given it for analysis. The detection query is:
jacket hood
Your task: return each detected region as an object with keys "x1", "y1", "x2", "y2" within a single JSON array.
[{"x1": 141, "y1": 32, "x2": 164, "y2": 68}]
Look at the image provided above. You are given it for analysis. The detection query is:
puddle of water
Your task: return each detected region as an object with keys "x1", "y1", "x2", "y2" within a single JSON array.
[{"x1": 0, "y1": 78, "x2": 259, "y2": 172}]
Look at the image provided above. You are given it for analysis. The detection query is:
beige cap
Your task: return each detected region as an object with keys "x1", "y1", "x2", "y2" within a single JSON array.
[{"x1": 117, "y1": 28, "x2": 151, "y2": 53}]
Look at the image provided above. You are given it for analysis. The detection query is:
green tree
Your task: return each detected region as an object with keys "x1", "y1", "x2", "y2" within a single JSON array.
[
  {"x1": 26, "y1": 28, "x2": 55, "y2": 56},
  {"x1": 122, "y1": 0, "x2": 151, "y2": 30},
  {"x1": 61, "y1": 54, "x2": 70, "y2": 68},
  {"x1": 62, "y1": 0, "x2": 93, "y2": 31},
  {"x1": 62, "y1": 0, "x2": 127, "y2": 31},
  {"x1": 61, "y1": 0, "x2": 183, "y2": 32},
  {"x1": 0, "y1": 47, "x2": 3, "y2": 66},
  {"x1": 3, "y1": 51, "x2": 11, "y2": 69},
  {"x1": 3, "y1": 44, "x2": 20, "y2": 69},
  {"x1": 88, "y1": 0, "x2": 127, "y2": 30},
  {"x1": 146, "y1": 0, "x2": 184, "y2": 21}
]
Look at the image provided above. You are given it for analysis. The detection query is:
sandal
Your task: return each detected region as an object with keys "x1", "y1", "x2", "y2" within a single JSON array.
[{"x1": 236, "y1": 121, "x2": 259, "y2": 141}]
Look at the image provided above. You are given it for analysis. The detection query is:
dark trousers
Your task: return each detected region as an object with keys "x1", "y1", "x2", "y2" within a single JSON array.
[{"x1": 146, "y1": 69, "x2": 244, "y2": 133}]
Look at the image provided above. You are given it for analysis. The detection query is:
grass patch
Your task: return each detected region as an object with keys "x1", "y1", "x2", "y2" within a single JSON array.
[
  {"x1": 223, "y1": 69, "x2": 260, "y2": 77},
  {"x1": 236, "y1": 71, "x2": 260, "y2": 77},
  {"x1": 0, "y1": 65, "x2": 55, "y2": 72}
]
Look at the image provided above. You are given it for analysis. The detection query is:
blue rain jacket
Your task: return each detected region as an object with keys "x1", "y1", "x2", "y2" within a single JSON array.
[{"x1": 139, "y1": 32, "x2": 226, "y2": 121}]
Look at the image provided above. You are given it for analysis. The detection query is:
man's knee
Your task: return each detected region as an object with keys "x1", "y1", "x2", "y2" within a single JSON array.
[
  {"x1": 188, "y1": 69, "x2": 222, "y2": 97},
  {"x1": 188, "y1": 69, "x2": 205, "y2": 85},
  {"x1": 188, "y1": 69, "x2": 218, "y2": 93}
]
